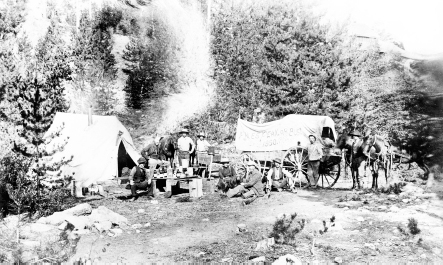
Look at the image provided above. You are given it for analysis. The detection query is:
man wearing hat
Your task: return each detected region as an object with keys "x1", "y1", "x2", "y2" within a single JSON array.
[
  {"x1": 266, "y1": 158, "x2": 296, "y2": 192},
  {"x1": 226, "y1": 161, "x2": 265, "y2": 204},
  {"x1": 196, "y1": 132, "x2": 211, "y2": 164},
  {"x1": 216, "y1": 158, "x2": 237, "y2": 192},
  {"x1": 141, "y1": 136, "x2": 163, "y2": 179},
  {"x1": 128, "y1": 157, "x2": 154, "y2": 201},
  {"x1": 307, "y1": 134, "x2": 323, "y2": 188},
  {"x1": 177, "y1": 128, "x2": 195, "y2": 175}
]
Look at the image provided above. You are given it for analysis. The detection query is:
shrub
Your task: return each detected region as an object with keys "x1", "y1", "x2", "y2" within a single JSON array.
[
  {"x1": 407, "y1": 218, "x2": 421, "y2": 235},
  {"x1": 269, "y1": 213, "x2": 305, "y2": 245}
]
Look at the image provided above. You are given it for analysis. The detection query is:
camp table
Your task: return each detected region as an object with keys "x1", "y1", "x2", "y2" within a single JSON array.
[{"x1": 151, "y1": 176, "x2": 203, "y2": 198}]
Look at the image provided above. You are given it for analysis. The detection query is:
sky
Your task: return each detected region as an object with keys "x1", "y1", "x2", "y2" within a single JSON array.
[{"x1": 312, "y1": 0, "x2": 443, "y2": 55}]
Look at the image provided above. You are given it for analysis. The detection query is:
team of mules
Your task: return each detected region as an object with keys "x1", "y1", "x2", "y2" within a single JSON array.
[{"x1": 336, "y1": 130, "x2": 432, "y2": 190}]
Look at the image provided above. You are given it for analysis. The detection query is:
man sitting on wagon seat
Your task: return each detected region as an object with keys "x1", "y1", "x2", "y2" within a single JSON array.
[
  {"x1": 216, "y1": 158, "x2": 237, "y2": 192},
  {"x1": 226, "y1": 161, "x2": 265, "y2": 205},
  {"x1": 266, "y1": 158, "x2": 296, "y2": 193},
  {"x1": 128, "y1": 157, "x2": 154, "y2": 201}
]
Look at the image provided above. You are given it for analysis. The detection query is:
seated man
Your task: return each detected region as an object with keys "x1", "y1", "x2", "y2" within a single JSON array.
[
  {"x1": 266, "y1": 158, "x2": 296, "y2": 193},
  {"x1": 128, "y1": 157, "x2": 154, "y2": 201},
  {"x1": 226, "y1": 161, "x2": 265, "y2": 205},
  {"x1": 216, "y1": 158, "x2": 237, "y2": 192}
]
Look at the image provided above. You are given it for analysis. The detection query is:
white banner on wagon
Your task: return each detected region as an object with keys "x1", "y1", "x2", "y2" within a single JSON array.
[{"x1": 235, "y1": 114, "x2": 337, "y2": 152}]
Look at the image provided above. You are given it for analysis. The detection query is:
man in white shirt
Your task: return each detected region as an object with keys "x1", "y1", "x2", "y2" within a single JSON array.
[
  {"x1": 196, "y1": 132, "x2": 211, "y2": 164},
  {"x1": 307, "y1": 134, "x2": 323, "y2": 188},
  {"x1": 177, "y1": 128, "x2": 195, "y2": 175},
  {"x1": 266, "y1": 158, "x2": 296, "y2": 193}
]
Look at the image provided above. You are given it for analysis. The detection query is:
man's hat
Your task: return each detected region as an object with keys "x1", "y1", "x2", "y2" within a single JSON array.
[
  {"x1": 349, "y1": 130, "x2": 362, "y2": 137},
  {"x1": 308, "y1": 134, "x2": 316, "y2": 140},
  {"x1": 273, "y1": 158, "x2": 282, "y2": 164},
  {"x1": 179, "y1": 128, "x2": 189, "y2": 134},
  {"x1": 137, "y1": 157, "x2": 147, "y2": 164},
  {"x1": 197, "y1": 132, "x2": 206, "y2": 138},
  {"x1": 220, "y1": 157, "x2": 230, "y2": 163}
]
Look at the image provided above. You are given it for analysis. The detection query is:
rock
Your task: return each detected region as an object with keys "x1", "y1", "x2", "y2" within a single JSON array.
[
  {"x1": 39, "y1": 212, "x2": 70, "y2": 226},
  {"x1": 402, "y1": 199, "x2": 410, "y2": 203},
  {"x1": 378, "y1": 205, "x2": 388, "y2": 210},
  {"x1": 144, "y1": 223, "x2": 151, "y2": 227},
  {"x1": 72, "y1": 229, "x2": 90, "y2": 235},
  {"x1": 237, "y1": 224, "x2": 247, "y2": 232},
  {"x1": 68, "y1": 233, "x2": 79, "y2": 240},
  {"x1": 335, "y1": 201, "x2": 363, "y2": 209},
  {"x1": 138, "y1": 209, "x2": 145, "y2": 214},
  {"x1": 20, "y1": 223, "x2": 63, "y2": 242},
  {"x1": 420, "y1": 254, "x2": 427, "y2": 259},
  {"x1": 65, "y1": 215, "x2": 91, "y2": 230},
  {"x1": 62, "y1": 203, "x2": 92, "y2": 216},
  {"x1": 151, "y1": 200, "x2": 159, "y2": 204},
  {"x1": 93, "y1": 221, "x2": 113, "y2": 233},
  {"x1": 387, "y1": 194, "x2": 397, "y2": 200},
  {"x1": 356, "y1": 217, "x2": 364, "y2": 222},
  {"x1": 272, "y1": 254, "x2": 302, "y2": 265},
  {"x1": 131, "y1": 224, "x2": 142, "y2": 229},
  {"x1": 250, "y1": 256, "x2": 266, "y2": 262},
  {"x1": 390, "y1": 206, "x2": 400, "y2": 212},
  {"x1": 329, "y1": 222, "x2": 344, "y2": 231},
  {"x1": 343, "y1": 207, "x2": 349, "y2": 210},
  {"x1": 334, "y1": 257, "x2": 343, "y2": 264},
  {"x1": 58, "y1": 221, "x2": 70, "y2": 231},
  {"x1": 202, "y1": 218, "x2": 209, "y2": 222},
  {"x1": 254, "y1": 237, "x2": 275, "y2": 251},
  {"x1": 195, "y1": 252, "x2": 205, "y2": 257},
  {"x1": 89, "y1": 206, "x2": 129, "y2": 228},
  {"x1": 364, "y1": 243, "x2": 376, "y2": 250},
  {"x1": 416, "y1": 193, "x2": 437, "y2": 199},
  {"x1": 136, "y1": 230, "x2": 141, "y2": 234},
  {"x1": 20, "y1": 239, "x2": 41, "y2": 249},
  {"x1": 109, "y1": 228, "x2": 123, "y2": 235}
]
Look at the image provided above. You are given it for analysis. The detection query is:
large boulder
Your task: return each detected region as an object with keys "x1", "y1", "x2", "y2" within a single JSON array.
[
  {"x1": 89, "y1": 206, "x2": 129, "y2": 228},
  {"x1": 20, "y1": 223, "x2": 64, "y2": 243},
  {"x1": 62, "y1": 203, "x2": 92, "y2": 216}
]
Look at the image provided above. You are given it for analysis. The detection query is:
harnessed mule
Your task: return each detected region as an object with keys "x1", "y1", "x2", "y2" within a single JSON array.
[
  {"x1": 158, "y1": 135, "x2": 177, "y2": 168},
  {"x1": 361, "y1": 135, "x2": 392, "y2": 189}
]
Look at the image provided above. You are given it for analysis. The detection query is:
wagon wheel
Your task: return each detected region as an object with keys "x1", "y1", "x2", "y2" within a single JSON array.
[
  {"x1": 319, "y1": 161, "x2": 341, "y2": 188},
  {"x1": 281, "y1": 146, "x2": 309, "y2": 188},
  {"x1": 232, "y1": 153, "x2": 261, "y2": 182}
]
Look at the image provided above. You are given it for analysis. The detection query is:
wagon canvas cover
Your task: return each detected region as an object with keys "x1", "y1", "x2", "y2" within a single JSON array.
[{"x1": 235, "y1": 114, "x2": 337, "y2": 152}]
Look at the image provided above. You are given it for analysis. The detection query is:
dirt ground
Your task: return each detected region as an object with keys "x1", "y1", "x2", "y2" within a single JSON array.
[{"x1": 70, "y1": 178, "x2": 443, "y2": 264}]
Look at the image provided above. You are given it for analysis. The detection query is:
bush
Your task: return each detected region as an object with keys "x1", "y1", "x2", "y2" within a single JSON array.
[
  {"x1": 408, "y1": 218, "x2": 421, "y2": 235},
  {"x1": 269, "y1": 213, "x2": 305, "y2": 245}
]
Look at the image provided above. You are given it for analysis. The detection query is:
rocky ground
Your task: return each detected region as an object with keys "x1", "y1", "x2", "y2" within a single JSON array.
[{"x1": 1, "y1": 177, "x2": 442, "y2": 263}]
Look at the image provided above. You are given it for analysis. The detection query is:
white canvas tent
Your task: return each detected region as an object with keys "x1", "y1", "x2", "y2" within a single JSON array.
[{"x1": 46, "y1": 112, "x2": 141, "y2": 188}]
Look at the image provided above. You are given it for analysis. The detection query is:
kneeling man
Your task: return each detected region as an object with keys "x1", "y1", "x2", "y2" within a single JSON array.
[
  {"x1": 129, "y1": 157, "x2": 154, "y2": 201},
  {"x1": 266, "y1": 158, "x2": 296, "y2": 193}
]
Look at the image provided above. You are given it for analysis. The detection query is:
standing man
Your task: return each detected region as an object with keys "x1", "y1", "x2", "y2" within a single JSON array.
[
  {"x1": 226, "y1": 161, "x2": 264, "y2": 205},
  {"x1": 177, "y1": 128, "x2": 195, "y2": 176},
  {"x1": 307, "y1": 134, "x2": 323, "y2": 188},
  {"x1": 196, "y1": 132, "x2": 211, "y2": 164},
  {"x1": 141, "y1": 136, "x2": 162, "y2": 179},
  {"x1": 128, "y1": 157, "x2": 154, "y2": 201},
  {"x1": 266, "y1": 158, "x2": 296, "y2": 193}
]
